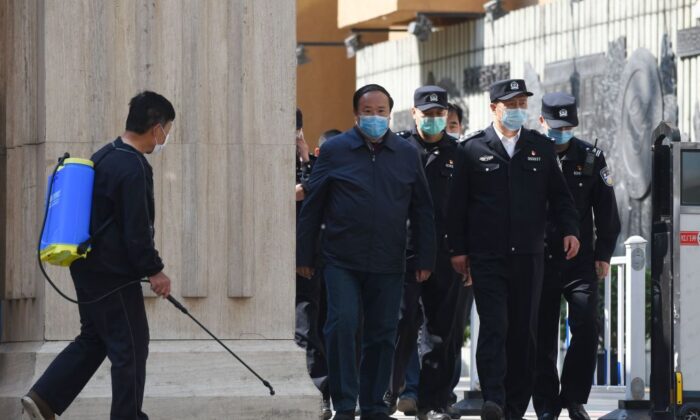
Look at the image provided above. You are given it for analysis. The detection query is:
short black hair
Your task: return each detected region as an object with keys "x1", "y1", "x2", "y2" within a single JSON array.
[
  {"x1": 448, "y1": 103, "x2": 463, "y2": 124},
  {"x1": 353, "y1": 84, "x2": 394, "y2": 112},
  {"x1": 318, "y1": 129, "x2": 342, "y2": 147},
  {"x1": 125, "y1": 91, "x2": 176, "y2": 134},
  {"x1": 296, "y1": 108, "x2": 303, "y2": 130}
]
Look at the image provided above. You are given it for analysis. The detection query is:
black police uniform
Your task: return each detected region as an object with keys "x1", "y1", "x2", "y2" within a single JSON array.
[
  {"x1": 449, "y1": 79, "x2": 579, "y2": 418},
  {"x1": 32, "y1": 138, "x2": 162, "y2": 419},
  {"x1": 294, "y1": 152, "x2": 332, "y2": 401},
  {"x1": 389, "y1": 125, "x2": 466, "y2": 413},
  {"x1": 533, "y1": 137, "x2": 620, "y2": 416}
]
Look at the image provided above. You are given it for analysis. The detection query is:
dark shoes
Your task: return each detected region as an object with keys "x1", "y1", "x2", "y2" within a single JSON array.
[
  {"x1": 481, "y1": 401, "x2": 505, "y2": 420},
  {"x1": 321, "y1": 398, "x2": 332, "y2": 420},
  {"x1": 417, "y1": 409, "x2": 452, "y2": 420},
  {"x1": 398, "y1": 396, "x2": 419, "y2": 415},
  {"x1": 566, "y1": 403, "x2": 590, "y2": 420},
  {"x1": 538, "y1": 412, "x2": 559, "y2": 420},
  {"x1": 21, "y1": 391, "x2": 55, "y2": 420},
  {"x1": 383, "y1": 391, "x2": 398, "y2": 415}
]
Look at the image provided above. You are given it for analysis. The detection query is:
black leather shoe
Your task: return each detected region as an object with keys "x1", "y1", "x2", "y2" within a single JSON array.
[
  {"x1": 566, "y1": 403, "x2": 590, "y2": 420},
  {"x1": 333, "y1": 410, "x2": 355, "y2": 420},
  {"x1": 420, "y1": 409, "x2": 452, "y2": 420},
  {"x1": 538, "y1": 412, "x2": 558, "y2": 420},
  {"x1": 481, "y1": 401, "x2": 504, "y2": 420},
  {"x1": 21, "y1": 391, "x2": 55, "y2": 420}
]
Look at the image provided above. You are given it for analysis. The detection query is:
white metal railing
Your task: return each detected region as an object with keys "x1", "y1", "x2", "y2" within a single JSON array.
[{"x1": 468, "y1": 236, "x2": 648, "y2": 401}]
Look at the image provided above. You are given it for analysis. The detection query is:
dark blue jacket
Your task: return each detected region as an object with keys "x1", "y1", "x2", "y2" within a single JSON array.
[
  {"x1": 71, "y1": 138, "x2": 164, "y2": 289},
  {"x1": 297, "y1": 127, "x2": 436, "y2": 274}
]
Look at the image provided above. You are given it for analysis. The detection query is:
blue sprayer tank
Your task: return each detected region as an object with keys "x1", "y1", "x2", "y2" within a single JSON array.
[{"x1": 40, "y1": 158, "x2": 95, "y2": 266}]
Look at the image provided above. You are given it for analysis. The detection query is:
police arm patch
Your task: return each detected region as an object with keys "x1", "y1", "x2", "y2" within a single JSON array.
[{"x1": 600, "y1": 167, "x2": 613, "y2": 186}]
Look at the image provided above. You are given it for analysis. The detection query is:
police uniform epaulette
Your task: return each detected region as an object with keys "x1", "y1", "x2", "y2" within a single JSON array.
[{"x1": 461, "y1": 130, "x2": 484, "y2": 142}]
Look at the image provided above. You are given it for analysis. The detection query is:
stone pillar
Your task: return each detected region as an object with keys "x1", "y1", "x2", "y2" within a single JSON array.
[{"x1": 0, "y1": 1, "x2": 317, "y2": 418}]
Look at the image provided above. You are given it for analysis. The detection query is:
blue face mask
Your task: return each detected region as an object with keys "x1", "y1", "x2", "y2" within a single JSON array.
[
  {"x1": 548, "y1": 128, "x2": 574, "y2": 145},
  {"x1": 358, "y1": 115, "x2": 389, "y2": 139},
  {"x1": 501, "y1": 108, "x2": 528, "y2": 131},
  {"x1": 419, "y1": 116, "x2": 447, "y2": 136}
]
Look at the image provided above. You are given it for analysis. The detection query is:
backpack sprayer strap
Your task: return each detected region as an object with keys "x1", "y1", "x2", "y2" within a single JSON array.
[
  {"x1": 76, "y1": 215, "x2": 115, "y2": 255},
  {"x1": 76, "y1": 141, "x2": 119, "y2": 255}
]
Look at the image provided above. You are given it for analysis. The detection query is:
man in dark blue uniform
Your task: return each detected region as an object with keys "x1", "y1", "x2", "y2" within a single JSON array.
[
  {"x1": 21, "y1": 91, "x2": 175, "y2": 420},
  {"x1": 533, "y1": 93, "x2": 620, "y2": 420},
  {"x1": 297, "y1": 84, "x2": 436, "y2": 420},
  {"x1": 448, "y1": 79, "x2": 580, "y2": 420},
  {"x1": 387, "y1": 86, "x2": 467, "y2": 420}
]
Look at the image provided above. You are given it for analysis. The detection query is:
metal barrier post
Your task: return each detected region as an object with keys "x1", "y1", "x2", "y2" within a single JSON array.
[{"x1": 625, "y1": 235, "x2": 648, "y2": 400}]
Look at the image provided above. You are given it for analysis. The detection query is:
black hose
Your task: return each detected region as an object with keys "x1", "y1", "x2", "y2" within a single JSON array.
[{"x1": 166, "y1": 295, "x2": 276, "y2": 396}]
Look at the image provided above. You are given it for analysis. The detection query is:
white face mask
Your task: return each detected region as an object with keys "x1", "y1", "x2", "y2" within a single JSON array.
[
  {"x1": 447, "y1": 131, "x2": 461, "y2": 139},
  {"x1": 152, "y1": 124, "x2": 170, "y2": 155}
]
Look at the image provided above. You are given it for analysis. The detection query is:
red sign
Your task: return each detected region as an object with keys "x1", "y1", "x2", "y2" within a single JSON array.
[{"x1": 681, "y1": 231, "x2": 700, "y2": 246}]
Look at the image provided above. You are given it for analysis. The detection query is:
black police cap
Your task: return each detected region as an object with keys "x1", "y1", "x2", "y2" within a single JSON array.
[
  {"x1": 541, "y1": 92, "x2": 578, "y2": 129},
  {"x1": 489, "y1": 79, "x2": 533, "y2": 102},
  {"x1": 414, "y1": 85, "x2": 448, "y2": 111}
]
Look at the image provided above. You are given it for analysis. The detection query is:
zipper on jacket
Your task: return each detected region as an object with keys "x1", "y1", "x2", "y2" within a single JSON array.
[{"x1": 369, "y1": 149, "x2": 377, "y2": 270}]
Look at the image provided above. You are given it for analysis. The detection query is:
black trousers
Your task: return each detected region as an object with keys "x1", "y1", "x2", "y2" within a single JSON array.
[
  {"x1": 295, "y1": 270, "x2": 330, "y2": 399},
  {"x1": 533, "y1": 257, "x2": 599, "y2": 415},
  {"x1": 390, "y1": 254, "x2": 462, "y2": 410},
  {"x1": 32, "y1": 281, "x2": 149, "y2": 420},
  {"x1": 388, "y1": 259, "x2": 422, "y2": 400},
  {"x1": 470, "y1": 253, "x2": 544, "y2": 419}
]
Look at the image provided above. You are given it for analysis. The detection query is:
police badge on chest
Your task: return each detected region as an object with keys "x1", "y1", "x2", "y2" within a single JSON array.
[{"x1": 527, "y1": 150, "x2": 541, "y2": 162}]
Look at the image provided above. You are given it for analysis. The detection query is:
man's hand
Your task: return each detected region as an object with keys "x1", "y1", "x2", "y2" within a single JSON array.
[
  {"x1": 295, "y1": 184, "x2": 305, "y2": 201},
  {"x1": 595, "y1": 261, "x2": 610, "y2": 278},
  {"x1": 461, "y1": 273, "x2": 473, "y2": 287},
  {"x1": 296, "y1": 130, "x2": 310, "y2": 163},
  {"x1": 563, "y1": 235, "x2": 580, "y2": 260},
  {"x1": 297, "y1": 266, "x2": 314, "y2": 279},
  {"x1": 149, "y1": 272, "x2": 171, "y2": 298},
  {"x1": 416, "y1": 269, "x2": 431, "y2": 283},
  {"x1": 451, "y1": 255, "x2": 469, "y2": 276}
]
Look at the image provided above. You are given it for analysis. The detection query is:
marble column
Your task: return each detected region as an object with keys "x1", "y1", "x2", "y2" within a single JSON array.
[{"x1": 0, "y1": 1, "x2": 317, "y2": 418}]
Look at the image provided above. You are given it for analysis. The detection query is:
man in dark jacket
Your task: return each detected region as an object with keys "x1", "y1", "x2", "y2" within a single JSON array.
[
  {"x1": 533, "y1": 93, "x2": 620, "y2": 420},
  {"x1": 21, "y1": 91, "x2": 174, "y2": 420},
  {"x1": 297, "y1": 84, "x2": 436, "y2": 420},
  {"x1": 448, "y1": 79, "x2": 580, "y2": 420}
]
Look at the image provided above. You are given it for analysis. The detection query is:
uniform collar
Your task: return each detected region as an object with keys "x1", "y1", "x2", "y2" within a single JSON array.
[
  {"x1": 410, "y1": 128, "x2": 452, "y2": 149},
  {"x1": 484, "y1": 125, "x2": 512, "y2": 160},
  {"x1": 492, "y1": 123, "x2": 521, "y2": 143}
]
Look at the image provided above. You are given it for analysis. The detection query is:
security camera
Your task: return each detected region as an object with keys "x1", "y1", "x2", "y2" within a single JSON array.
[
  {"x1": 407, "y1": 14, "x2": 433, "y2": 42},
  {"x1": 344, "y1": 34, "x2": 362, "y2": 59}
]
